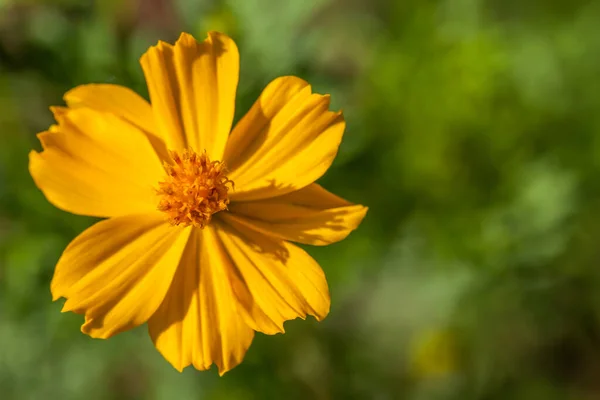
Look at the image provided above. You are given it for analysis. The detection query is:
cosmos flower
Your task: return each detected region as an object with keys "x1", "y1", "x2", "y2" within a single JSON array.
[{"x1": 29, "y1": 32, "x2": 367, "y2": 375}]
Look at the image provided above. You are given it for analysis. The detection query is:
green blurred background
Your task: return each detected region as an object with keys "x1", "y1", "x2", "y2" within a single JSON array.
[{"x1": 2, "y1": 0, "x2": 600, "y2": 398}]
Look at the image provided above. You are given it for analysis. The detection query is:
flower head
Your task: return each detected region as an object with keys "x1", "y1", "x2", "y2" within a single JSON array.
[{"x1": 29, "y1": 31, "x2": 367, "y2": 375}]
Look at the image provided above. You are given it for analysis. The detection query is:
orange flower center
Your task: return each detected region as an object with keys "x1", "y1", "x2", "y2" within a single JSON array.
[{"x1": 157, "y1": 149, "x2": 233, "y2": 228}]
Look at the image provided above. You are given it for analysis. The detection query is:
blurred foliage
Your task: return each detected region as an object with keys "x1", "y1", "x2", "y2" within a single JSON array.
[{"x1": 2, "y1": 0, "x2": 600, "y2": 399}]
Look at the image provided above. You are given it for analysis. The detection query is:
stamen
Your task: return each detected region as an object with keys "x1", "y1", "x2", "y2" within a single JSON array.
[{"x1": 157, "y1": 149, "x2": 233, "y2": 228}]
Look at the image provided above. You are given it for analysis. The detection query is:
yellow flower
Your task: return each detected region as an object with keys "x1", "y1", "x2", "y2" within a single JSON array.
[{"x1": 28, "y1": 32, "x2": 367, "y2": 375}]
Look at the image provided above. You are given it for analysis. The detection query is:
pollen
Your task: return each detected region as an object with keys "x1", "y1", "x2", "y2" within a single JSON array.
[{"x1": 157, "y1": 149, "x2": 233, "y2": 228}]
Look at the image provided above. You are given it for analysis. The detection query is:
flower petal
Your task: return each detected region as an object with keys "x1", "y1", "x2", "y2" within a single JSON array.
[
  {"x1": 148, "y1": 226, "x2": 254, "y2": 375},
  {"x1": 64, "y1": 84, "x2": 155, "y2": 134},
  {"x1": 51, "y1": 213, "x2": 191, "y2": 339},
  {"x1": 223, "y1": 76, "x2": 345, "y2": 201},
  {"x1": 140, "y1": 31, "x2": 239, "y2": 159},
  {"x1": 29, "y1": 107, "x2": 165, "y2": 218},
  {"x1": 63, "y1": 84, "x2": 169, "y2": 160},
  {"x1": 216, "y1": 217, "x2": 330, "y2": 335},
  {"x1": 225, "y1": 183, "x2": 368, "y2": 246}
]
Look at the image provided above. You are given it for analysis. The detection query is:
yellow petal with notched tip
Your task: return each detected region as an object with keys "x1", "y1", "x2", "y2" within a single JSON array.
[
  {"x1": 226, "y1": 183, "x2": 367, "y2": 246},
  {"x1": 140, "y1": 31, "x2": 239, "y2": 159},
  {"x1": 216, "y1": 218, "x2": 330, "y2": 335},
  {"x1": 224, "y1": 76, "x2": 345, "y2": 201},
  {"x1": 148, "y1": 226, "x2": 254, "y2": 375},
  {"x1": 52, "y1": 213, "x2": 191, "y2": 339},
  {"x1": 29, "y1": 107, "x2": 165, "y2": 218}
]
